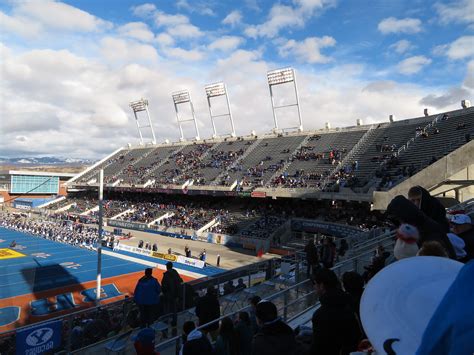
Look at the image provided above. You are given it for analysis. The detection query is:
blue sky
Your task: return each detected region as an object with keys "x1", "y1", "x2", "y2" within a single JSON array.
[{"x1": 0, "y1": 0, "x2": 473, "y2": 158}]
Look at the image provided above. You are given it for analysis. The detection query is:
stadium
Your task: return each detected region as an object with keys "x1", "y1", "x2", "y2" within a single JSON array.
[{"x1": 1, "y1": 1, "x2": 474, "y2": 355}]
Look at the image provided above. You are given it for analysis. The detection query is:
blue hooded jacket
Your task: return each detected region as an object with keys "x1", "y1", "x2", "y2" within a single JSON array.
[
  {"x1": 416, "y1": 261, "x2": 474, "y2": 355},
  {"x1": 134, "y1": 275, "x2": 161, "y2": 305}
]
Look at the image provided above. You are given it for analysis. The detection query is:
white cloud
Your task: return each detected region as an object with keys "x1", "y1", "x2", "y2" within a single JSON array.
[
  {"x1": 378, "y1": 17, "x2": 422, "y2": 34},
  {"x1": 244, "y1": 0, "x2": 334, "y2": 38},
  {"x1": 165, "y1": 47, "x2": 205, "y2": 61},
  {"x1": 167, "y1": 23, "x2": 203, "y2": 38},
  {"x1": 155, "y1": 33, "x2": 175, "y2": 46},
  {"x1": 0, "y1": 11, "x2": 42, "y2": 38},
  {"x1": 278, "y1": 36, "x2": 336, "y2": 63},
  {"x1": 222, "y1": 10, "x2": 242, "y2": 27},
  {"x1": 117, "y1": 22, "x2": 155, "y2": 42},
  {"x1": 15, "y1": 1, "x2": 112, "y2": 32},
  {"x1": 153, "y1": 10, "x2": 203, "y2": 38},
  {"x1": 208, "y1": 36, "x2": 244, "y2": 51},
  {"x1": 245, "y1": 5, "x2": 304, "y2": 38},
  {"x1": 131, "y1": 3, "x2": 157, "y2": 18},
  {"x1": 435, "y1": 0, "x2": 474, "y2": 27},
  {"x1": 176, "y1": 0, "x2": 215, "y2": 16},
  {"x1": 444, "y1": 36, "x2": 474, "y2": 60},
  {"x1": 100, "y1": 37, "x2": 160, "y2": 64},
  {"x1": 464, "y1": 60, "x2": 474, "y2": 88},
  {"x1": 389, "y1": 39, "x2": 415, "y2": 54},
  {"x1": 154, "y1": 11, "x2": 189, "y2": 27},
  {"x1": 397, "y1": 55, "x2": 432, "y2": 74}
]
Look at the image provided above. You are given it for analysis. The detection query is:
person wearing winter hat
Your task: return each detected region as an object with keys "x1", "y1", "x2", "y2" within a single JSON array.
[
  {"x1": 386, "y1": 195, "x2": 455, "y2": 258},
  {"x1": 394, "y1": 224, "x2": 419, "y2": 260},
  {"x1": 446, "y1": 233, "x2": 467, "y2": 261},
  {"x1": 449, "y1": 214, "x2": 474, "y2": 261}
]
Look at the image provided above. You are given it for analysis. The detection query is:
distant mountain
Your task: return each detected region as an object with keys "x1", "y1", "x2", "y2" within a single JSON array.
[{"x1": 0, "y1": 157, "x2": 95, "y2": 165}]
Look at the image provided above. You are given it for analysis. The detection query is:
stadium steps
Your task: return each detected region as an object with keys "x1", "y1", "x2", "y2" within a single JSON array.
[
  {"x1": 373, "y1": 138, "x2": 474, "y2": 209},
  {"x1": 141, "y1": 144, "x2": 187, "y2": 181},
  {"x1": 210, "y1": 136, "x2": 264, "y2": 186},
  {"x1": 266, "y1": 134, "x2": 311, "y2": 186}
]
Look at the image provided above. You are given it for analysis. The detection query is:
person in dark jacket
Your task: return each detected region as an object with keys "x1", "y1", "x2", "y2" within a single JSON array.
[
  {"x1": 450, "y1": 214, "x2": 474, "y2": 261},
  {"x1": 341, "y1": 271, "x2": 364, "y2": 321},
  {"x1": 251, "y1": 301, "x2": 296, "y2": 355},
  {"x1": 195, "y1": 286, "x2": 221, "y2": 336},
  {"x1": 134, "y1": 268, "x2": 161, "y2": 327},
  {"x1": 235, "y1": 312, "x2": 253, "y2": 355},
  {"x1": 180, "y1": 321, "x2": 214, "y2": 355},
  {"x1": 215, "y1": 317, "x2": 240, "y2": 355},
  {"x1": 408, "y1": 186, "x2": 450, "y2": 233},
  {"x1": 304, "y1": 240, "x2": 319, "y2": 277},
  {"x1": 311, "y1": 268, "x2": 361, "y2": 355},
  {"x1": 386, "y1": 195, "x2": 455, "y2": 258},
  {"x1": 161, "y1": 262, "x2": 183, "y2": 314}
]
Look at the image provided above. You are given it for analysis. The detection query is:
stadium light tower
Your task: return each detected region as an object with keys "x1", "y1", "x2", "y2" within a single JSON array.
[
  {"x1": 204, "y1": 82, "x2": 236, "y2": 138},
  {"x1": 172, "y1": 90, "x2": 200, "y2": 141},
  {"x1": 267, "y1": 67, "x2": 303, "y2": 132},
  {"x1": 129, "y1": 98, "x2": 157, "y2": 145}
]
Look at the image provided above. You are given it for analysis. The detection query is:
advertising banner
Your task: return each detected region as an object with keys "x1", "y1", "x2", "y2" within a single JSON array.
[
  {"x1": 176, "y1": 255, "x2": 205, "y2": 268},
  {"x1": 16, "y1": 320, "x2": 62, "y2": 355}
]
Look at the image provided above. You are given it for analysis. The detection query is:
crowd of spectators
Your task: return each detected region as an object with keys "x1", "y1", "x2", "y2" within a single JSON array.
[{"x1": 0, "y1": 213, "x2": 111, "y2": 249}]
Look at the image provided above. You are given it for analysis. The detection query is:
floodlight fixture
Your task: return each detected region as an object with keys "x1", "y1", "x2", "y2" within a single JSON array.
[
  {"x1": 205, "y1": 82, "x2": 226, "y2": 98},
  {"x1": 129, "y1": 98, "x2": 156, "y2": 145},
  {"x1": 267, "y1": 67, "x2": 303, "y2": 132},
  {"x1": 172, "y1": 91, "x2": 191, "y2": 104},
  {"x1": 171, "y1": 90, "x2": 200, "y2": 141},
  {"x1": 267, "y1": 67, "x2": 295, "y2": 85},
  {"x1": 204, "y1": 81, "x2": 236, "y2": 138}
]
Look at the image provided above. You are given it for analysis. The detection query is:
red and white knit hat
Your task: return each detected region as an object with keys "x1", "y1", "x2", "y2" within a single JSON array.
[{"x1": 394, "y1": 224, "x2": 419, "y2": 260}]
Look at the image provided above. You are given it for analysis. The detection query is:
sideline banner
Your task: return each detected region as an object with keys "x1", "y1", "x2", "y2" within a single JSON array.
[
  {"x1": 151, "y1": 252, "x2": 177, "y2": 262},
  {"x1": 16, "y1": 320, "x2": 62, "y2": 355},
  {"x1": 177, "y1": 255, "x2": 205, "y2": 268}
]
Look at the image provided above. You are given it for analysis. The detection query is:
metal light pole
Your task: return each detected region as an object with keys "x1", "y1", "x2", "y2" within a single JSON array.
[{"x1": 96, "y1": 169, "x2": 104, "y2": 304}]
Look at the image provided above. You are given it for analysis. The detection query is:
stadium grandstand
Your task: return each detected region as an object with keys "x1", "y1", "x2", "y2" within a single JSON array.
[
  {"x1": 1, "y1": 99, "x2": 473, "y2": 354},
  {"x1": 1, "y1": 59, "x2": 473, "y2": 355}
]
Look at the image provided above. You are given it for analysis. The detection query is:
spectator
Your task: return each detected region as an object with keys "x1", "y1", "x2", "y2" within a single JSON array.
[
  {"x1": 180, "y1": 321, "x2": 214, "y2": 355},
  {"x1": 235, "y1": 278, "x2": 246, "y2": 292},
  {"x1": 449, "y1": 214, "x2": 474, "y2": 261},
  {"x1": 133, "y1": 328, "x2": 157, "y2": 355},
  {"x1": 408, "y1": 186, "x2": 450, "y2": 233},
  {"x1": 311, "y1": 268, "x2": 361, "y2": 355},
  {"x1": 341, "y1": 271, "x2": 364, "y2": 321},
  {"x1": 195, "y1": 286, "x2": 221, "y2": 339},
  {"x1": 248, "y1": 296, "x2": 261, "y2": 334},
  {"x1": 364, "y1": 245, "x2": 390, "y2": 280},
  {"x1": 134, "y1": 268, "x2": 161, "y2": 327},
  {"x1": 386, "y1": 195, "x2": 455, "y2": 258},
  {"x1": 223, "y1": 281, "x2": 235, "y2": 295},
  {"x1": 215, "y1": 317, "x2": 240, "y2": 355},
  {"x1": 251, "y1": 300, "x2": 296, "y2": 355},
  {"x1": 417, "y1": 241, "x2": 448, "y2": 257},
  {"x1": 235, "y1": 312, "x2": 253, "y2": 355},
  {"x1": 161, "y1": 262, "x2": 183, "y2": 315},
  {"x1": 447, "y1": 232, "x2": 468, "y2": 261},
  {"x1": 304, "y1": 240, "x2": 319, "y2": 278},
  {"x1": 320, "y1": 238, "x2": 335, "y2": 269}
]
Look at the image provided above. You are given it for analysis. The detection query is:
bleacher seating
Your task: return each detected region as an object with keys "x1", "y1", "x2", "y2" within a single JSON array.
[{"x1": 71, "y1": 107, "x2": 474, "y2": 193}]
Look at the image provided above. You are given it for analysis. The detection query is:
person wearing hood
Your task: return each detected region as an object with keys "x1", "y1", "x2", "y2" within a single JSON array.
[
  {"x1": 180, "y1": 321, "x2": 214, "y2": 355},
  {"x1": 386, "y1": 195, "x2": 455, "y2": 259},
  {"x1": 310, "y1": 268, "x2": 361, "y2": 355},
  {"x1": 134, "y1": 268, "x2": 161, "y2": 328},
  {"x1": 251, "y1": 300, "x2": 296, "y2": 355},
  {"x1": 408, "y1": 186, "x2": 450, "y2": 233}
]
